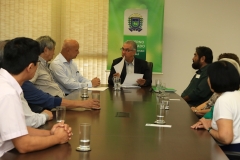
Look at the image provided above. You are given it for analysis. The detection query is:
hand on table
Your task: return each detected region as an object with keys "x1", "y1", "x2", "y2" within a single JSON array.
[
  {"x1": 199, "y1": 118, "x2": 212, "y2": 130},
  {"x1": 80, "y1": 99, "x2": 100, "y2": 110},
  {"x1": 91, "y1": 77, "x2": 100, "y2": 87},
  {"x1": 41, "y1": 110, "x2": 53, "y2": 121},
  {"x1": 191, "y1": 121, "x2": 204, "y2": 129},
  {"x1": 50, "y1": 123, "x2": 73, "y2": 141}
]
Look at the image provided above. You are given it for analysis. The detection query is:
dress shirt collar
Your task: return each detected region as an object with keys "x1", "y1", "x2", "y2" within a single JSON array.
[
  {"x1": 0, "y1": 68, "x2": 22, "y2": 95},
  {"x1": 58, "y1": 53, "x2": 72, "y2": 64},
  {"x1": 124, "y1": 58, "x2": 135, "y2": 66},
  {"x1": 196, "y1": 64, "x2": 209, "y2": 74},
  {"x1": 39, "y1": 56, "x2": 48, "y2": 67}
]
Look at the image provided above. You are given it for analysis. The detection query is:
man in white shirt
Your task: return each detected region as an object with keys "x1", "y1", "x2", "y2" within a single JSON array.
[
  {"x1": 50, "y1": 39, "x2": 100, "y2": 95},
  {"x1": 0, "y1": 40, "x2": 53, "y2": 128},
  {"x1": 0, "y1": 37, "x2": 72, "y2": 157}
]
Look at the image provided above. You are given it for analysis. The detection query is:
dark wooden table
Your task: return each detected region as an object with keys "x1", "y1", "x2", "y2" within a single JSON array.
[{"x1": 1, "y1": 86, "x2": 228, "y2": 160}]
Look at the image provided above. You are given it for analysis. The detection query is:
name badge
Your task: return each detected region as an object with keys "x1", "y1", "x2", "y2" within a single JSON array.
[{"x1": 195, "y1": 74, "x2": 200, "y2": 78}]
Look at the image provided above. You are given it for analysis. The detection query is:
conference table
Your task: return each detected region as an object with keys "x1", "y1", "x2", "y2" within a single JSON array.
[{"x1": 1, "y1": 86, "x2": 228, "y2": 160}]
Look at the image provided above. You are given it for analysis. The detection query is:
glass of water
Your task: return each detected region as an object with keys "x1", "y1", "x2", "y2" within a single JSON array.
[
  {"x1": 113, "y1": 77, "x2": 121, "y2": 91},
  {"x1": 155, "y1": 79, "x2": 161, "y2": 93},
  {"x1": 154, "y1": 96, "x2": 166, "y2": 124},
  {"x1": 56, "y1": 106, "x2": 66, "y2": 123},
  {"x1": 81, "y1": 83, "x2": 89, "y2": 98},
  {"x1": 159, "y1": 82, "x2": 166, "y2": 97},
  {"x1": 76, "y1": 123, "x2": 91, "y2": 152},
  {"x1": 162, "y1": 95, "x2": 170, "y2": 110}
]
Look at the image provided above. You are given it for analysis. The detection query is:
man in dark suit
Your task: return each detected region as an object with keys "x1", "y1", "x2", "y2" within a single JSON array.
[{"x1": 108, "y1": 40, "x2": 152, "y2": 87}]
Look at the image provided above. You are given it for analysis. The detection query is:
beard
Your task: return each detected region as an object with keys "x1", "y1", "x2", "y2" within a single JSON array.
[{"x1": 192, "y1": 60, "x2": 201, "y2": 69}]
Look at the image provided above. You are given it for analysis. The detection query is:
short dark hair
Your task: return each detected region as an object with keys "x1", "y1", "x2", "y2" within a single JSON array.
[
  {"x1": 196, "y1": 46, "x2": 213, "y2": 64},
  {"x1": 218, "y1": 53, "x2": 240, "y2": 65},
  {"x1": 2, "y1": 37, "x2": 40, "y2": 75},
  {"x1": 208, "y1": 61, "x2": 240, "y2": 93}
]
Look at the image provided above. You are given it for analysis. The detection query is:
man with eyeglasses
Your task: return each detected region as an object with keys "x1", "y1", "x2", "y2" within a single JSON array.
[
  {"x1": 0, "y1": 37, "x2": 72, "y2": 157},
  {"x1": 108, "y1": 40, "x2": 152, "y2": 86}
]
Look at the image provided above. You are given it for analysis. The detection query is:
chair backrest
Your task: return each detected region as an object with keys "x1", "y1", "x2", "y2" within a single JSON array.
[{"x1": 147, "y1": 62, "x2": 153, "y2": 78}]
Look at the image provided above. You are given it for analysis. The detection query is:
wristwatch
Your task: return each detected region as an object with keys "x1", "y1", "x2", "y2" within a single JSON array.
[{"x1": 207, "y1": 127, "x2": 212, "y2": 132}]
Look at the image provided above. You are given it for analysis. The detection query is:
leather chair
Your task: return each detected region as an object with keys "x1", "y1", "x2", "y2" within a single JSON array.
[
  {"x1": 147, "y1": 62, "x2": 153, "y2": 78},
  {"x1": 224, "y1": 151, "x2": 240, "y2": 160}
]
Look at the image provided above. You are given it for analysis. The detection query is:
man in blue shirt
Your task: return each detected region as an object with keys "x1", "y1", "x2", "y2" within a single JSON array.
[{"x1": 22, "y1": 80, "x2": 100, "y2": 113}]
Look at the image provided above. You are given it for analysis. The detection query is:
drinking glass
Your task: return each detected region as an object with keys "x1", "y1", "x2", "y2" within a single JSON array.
[
  {"x1": 76, "y1": 123, "x2": 91, "y2": 151},
  {"x1": 154, "y1": 96, "x2": 166, "y2": 124},
  {"x1": 56, "y1": 106, "x2": 66, "y2": 123},
  {"x1": 113, "y1": 77, "x2": 121, "y2": 91},
  {"x1": 162, "y1": 95, "x2": 170, "y2": 110},
  {"x1": 92, "y1": 92, "x2": 100, "y2": 100},
  {"x1": 81, "y1": 83, "x2": 89, "y2": 98},
  {"x1": 159, "y1": 82, "x2": 166, "y2": 97},
  {"x1": 155, "y1": 79, "x2": 161, "y2": 93}
]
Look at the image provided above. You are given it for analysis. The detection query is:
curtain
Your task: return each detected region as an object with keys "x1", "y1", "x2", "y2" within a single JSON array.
[{"x1": 0, "y1": 0, "x2": 109, "y2": 84}]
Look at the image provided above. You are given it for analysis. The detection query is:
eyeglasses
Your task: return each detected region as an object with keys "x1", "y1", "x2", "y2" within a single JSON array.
[{"x1": 120, "y1": 47, "x2": 135, "y2": 52}]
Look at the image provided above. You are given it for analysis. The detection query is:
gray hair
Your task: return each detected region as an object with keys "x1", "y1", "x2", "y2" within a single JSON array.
[
  {"x1": 124, "y1": 40, "x2": 137, "y2": 51},
  {"x1": 36, "y1": 36, "x2": 56, "y2": 53},
  {"x1": 0, "y1": 40, "x2": 10, "y2": 68}
]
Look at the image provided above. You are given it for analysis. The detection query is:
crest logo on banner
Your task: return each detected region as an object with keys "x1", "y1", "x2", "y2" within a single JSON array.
[{"x1": 128, "y1": 13, "x2": 143, "y2": 32}]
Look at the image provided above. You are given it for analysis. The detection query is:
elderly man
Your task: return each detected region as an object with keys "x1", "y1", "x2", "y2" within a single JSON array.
[
  {"x1": 30, "y1": 36, "x2": 64, "y2": 97},
  {"x1": 181, "y1": 46, "x2": 213, "y2": 107},
  {"x1": 50, "y1": 39, "x2": 100, "y2": 95},
  {"x1": 0, "y1": 37, "x2": 72, "y2": 157},
  {"x1": 22, "y1": 36, "x2": 100, "y2": 113},
  {"x1": 108, "y1": 40, "x2": 152, "y2": 86}
]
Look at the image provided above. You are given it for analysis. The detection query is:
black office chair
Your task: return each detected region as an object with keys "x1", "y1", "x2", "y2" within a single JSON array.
[
  {"x1": 147, "y1": 61, "x2": 153, "y2": 78},
  {"x1": 224, "y1": 151, "x2": 240, "y2": 160}
]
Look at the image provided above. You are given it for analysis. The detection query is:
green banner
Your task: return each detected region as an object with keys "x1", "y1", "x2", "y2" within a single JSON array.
[{"x1": 107, "y1": 0, "x2": 164, "y2": 73}]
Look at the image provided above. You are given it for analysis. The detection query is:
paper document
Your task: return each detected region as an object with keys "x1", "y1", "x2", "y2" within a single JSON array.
[
  {"x1": 88, "y1": 87, "x2": 108, "y2": 91},
  {"x1": 121, "y1": 86, "x2": 141, "y2": 89},
  {"x1": 122, "y1": 73, "x2": 143, "y2": 86},
  {"x1": 152, "y1": 86, "x2": 176, "y2": 93},
  {"x1": 169, "y1": 99, "x2": 180, "y2": 101},
  {"x1": 113, "y1": 57, "x2": 125, "y2": 75},
  {"x1": 145, "y1": 123, "x2": 172, "y2": 128}
]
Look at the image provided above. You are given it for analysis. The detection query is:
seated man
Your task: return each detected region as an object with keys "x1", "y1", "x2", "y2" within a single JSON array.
[
  {"x1": 49, "y1": 39, "x2": 100, "y2": 95},
  {"x1": 22, "y1": 80, "x2": 100, "y2": 113},
  {"x1": 108, "y1": 40, "x2": 152, "y2": 87},
  {"x1": 0, "y1": 37, "x2": 72, "y2": 157},
  {"x1": 0, "y1": 40, "x2": 53, "y2": 128},
  {"x1": 181, "y1": 46, "x2": 213, "y2": 107},
  {"x1": 30, "y1": 36, "x2": 64, "y2": 97}
]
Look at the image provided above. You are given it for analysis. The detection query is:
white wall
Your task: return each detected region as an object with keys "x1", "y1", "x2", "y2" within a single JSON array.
[{"x1": 156, "y1": 0, "x2": 240, "y2": 95}]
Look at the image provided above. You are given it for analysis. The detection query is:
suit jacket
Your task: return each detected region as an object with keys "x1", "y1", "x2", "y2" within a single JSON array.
[{"x1": 108, "y1": 57, "x2": 152, "y2": 87}]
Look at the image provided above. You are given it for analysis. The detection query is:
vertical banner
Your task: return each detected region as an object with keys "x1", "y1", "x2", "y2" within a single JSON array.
[
  {"x1": 124, "y1": 9, "x2": 148, "y2": 60},
  {"x1": 107, "y1": 0, "x2": 164, "y2": 73}
]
